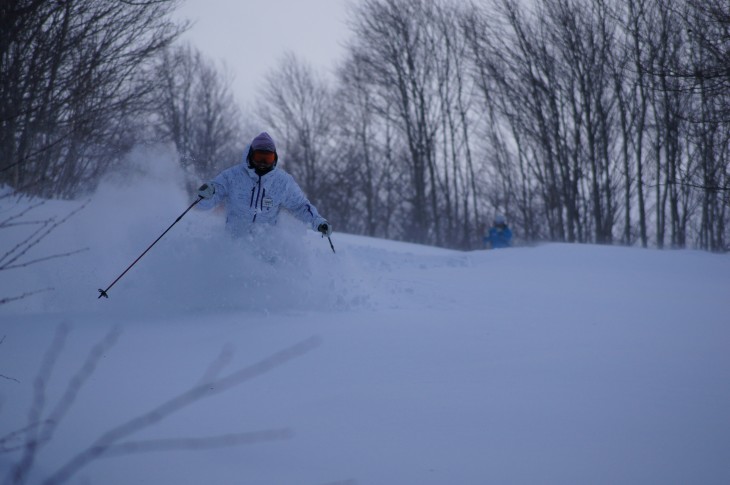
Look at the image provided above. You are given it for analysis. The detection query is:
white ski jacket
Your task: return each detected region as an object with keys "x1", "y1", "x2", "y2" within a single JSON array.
[{"x1": 198, "y1": 160, "x2": 326, "y2": 238}]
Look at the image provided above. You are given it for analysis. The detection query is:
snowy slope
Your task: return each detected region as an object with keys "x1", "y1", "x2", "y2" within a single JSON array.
[{"x1": 1, "y1": 154, "x2": 730, "y2": 485}]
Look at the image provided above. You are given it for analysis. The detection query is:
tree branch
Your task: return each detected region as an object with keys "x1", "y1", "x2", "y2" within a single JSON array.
[{"x1": 40, "y1": 335, "x2": 322, "y2": 485}]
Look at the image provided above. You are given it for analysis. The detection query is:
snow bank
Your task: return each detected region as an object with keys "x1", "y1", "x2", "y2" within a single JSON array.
[
  {"x1": 1, "y1": 147, "x2": 729, "y2": 485},
  {"x1": 0, "y1": 146, "x2": 372, "y2": 317}
]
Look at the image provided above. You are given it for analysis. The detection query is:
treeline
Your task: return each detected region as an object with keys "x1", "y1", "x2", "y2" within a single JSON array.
[
  {"x1": 279, "y1": 0, "x2": 728, "y2": 251},
  {"x1": 0, "y1": 0, "x2": 181, "y2": 198},
  {"x1": 0, "y1": 0, "x2": 245, "y2": 199},
  {"x1": 2, "y1": 0, "x2": 728, "y2": 251}
]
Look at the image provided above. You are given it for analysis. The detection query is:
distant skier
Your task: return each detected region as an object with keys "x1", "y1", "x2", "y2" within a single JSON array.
[
  {"x1": 484, "y1": 214, "x2": 512, "y2": 249},
  {"x1": 196, "y1": 132, "x2": 332, "y2": 239}
]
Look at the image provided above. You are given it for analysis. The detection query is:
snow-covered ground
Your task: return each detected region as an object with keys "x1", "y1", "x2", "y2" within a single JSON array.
[{"x1": 2, "y1": 153, "x2": 729, "y2": 484}]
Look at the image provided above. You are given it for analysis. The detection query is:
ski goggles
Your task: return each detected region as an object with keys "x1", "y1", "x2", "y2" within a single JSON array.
[{"x1": 252, "y1": 150, "x2": 276, "y2": 165}]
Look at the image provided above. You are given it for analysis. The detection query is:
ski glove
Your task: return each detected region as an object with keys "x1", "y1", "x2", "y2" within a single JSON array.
[
  {"x1": 318, "y1": 221, "x2": 333, "y2": 237},
  {"x1": 197, "y1": 183, "x2": 215, "y2": 199}
]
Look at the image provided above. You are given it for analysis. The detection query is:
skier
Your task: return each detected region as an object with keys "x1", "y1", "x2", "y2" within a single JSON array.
[
  {"x1": 196, "y1": 132, "x2": 332, "y2": 239},
  {"x1": 483, "y1": 214, "x2": 512, "y2": 249}
]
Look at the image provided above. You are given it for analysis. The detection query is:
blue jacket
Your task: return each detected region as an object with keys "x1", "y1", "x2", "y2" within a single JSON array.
[
  {"x1": 484, "y1": 225, "x2": 512, "y2": 249},
  {"x1": 198, "y1": 156, "x2": 326, "y2": 238}
]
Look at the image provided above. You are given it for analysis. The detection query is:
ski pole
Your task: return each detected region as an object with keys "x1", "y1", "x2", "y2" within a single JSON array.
[
  {"x1": 326, "y1": 236, "x2": 335, "y2": 253},
  {"x1": 98, "y1": 196, "x2": 203, "y2": 299}
]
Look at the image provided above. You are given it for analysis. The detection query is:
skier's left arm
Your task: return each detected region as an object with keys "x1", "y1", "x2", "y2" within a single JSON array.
[{"x1": 282, "y1": 175, "x2": 331, "y2": 234}]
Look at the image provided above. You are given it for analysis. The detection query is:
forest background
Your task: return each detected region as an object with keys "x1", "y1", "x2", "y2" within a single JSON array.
[{"x1": 1, "y1": 0, "x2": 728, "y2": 251}]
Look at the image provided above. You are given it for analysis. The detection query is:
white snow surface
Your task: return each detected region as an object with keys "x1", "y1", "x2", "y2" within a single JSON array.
[{"x1": 1, "y1": 153, "x2": 729, "y2": 484}]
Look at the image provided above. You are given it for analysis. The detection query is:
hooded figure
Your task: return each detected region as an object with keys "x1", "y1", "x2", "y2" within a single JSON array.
[{"x1": 196, "y1": 132, "x2": 331, "y2": 239}]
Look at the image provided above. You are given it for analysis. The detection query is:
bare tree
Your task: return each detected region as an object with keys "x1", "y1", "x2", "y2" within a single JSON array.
[
  {"x1": 431, "y1": 1, "x2": 483, "y2": 248},
  {"x1": 149, "y1": 44, "x2": 244, "y2": 186},
  {"x1": 245, "y1": 0, "x2": 727, "y2": 251},
  {"x1": 346, "y1": 0, "x2": 445, "y2": 244},
  {"x1": 461, "y1": 0, "x2": 727, "y2": 249},
  {"x1": 679, "y1": 0, "x2": 729, "y2": 250},
  {"x1": 0, "y1": 0, "x2": 186, "y2": 198},
  {"x1": 608, "y1": 0, "x2": 653, "y2": 246},
  {"x1": 257, "y1": 52, "x2": 336, "y2": 200},
  {"x1": 331, "y1": 52, "x2": 401, "y2": 238}
]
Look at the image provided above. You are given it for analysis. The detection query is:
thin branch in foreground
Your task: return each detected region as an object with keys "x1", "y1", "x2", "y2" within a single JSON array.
[
  {"x1": 1, "y1": 248, "x2": 89, "y2": 271},
  {"x1": 37, "y1": 327, "x2": 122, "y2": 449},
  {"x1": 41, "y1": 335, "x2": 322, "y2": 485},
  {"x1": 0, "y1": 220, "x2": 55, "y2": 229},
  {"x1": 99, "y1": 429, "x2": 294, "y2": 457},
  {"x1": 0, "y1": 374, "x2": 20, "y2": 384},
  {"x1": 0, "y1": 200, "x2": 89, "y2": 271},
  {"x1": 0, "y1": 422, "x2": 52, "y2": 453},
  {"x1": 0, "y1": 334, "x2": 21, "y2": 383},
  {"x1": 0, "y1": 220, "x2": 51, "y2": 268},
  {"x1": 0, "y1": 288, "x2": 54, "y2": 306},
  {"x1": 1, "y1": 325, "x2": 118, "y2": 465},
  {"x1": 0, "y1": 326, "x2": 121, "y2": 462},
  {"x1": 8, "y1": 323, "x2": 70, "y2": 485},
  {"x1": 197, "y1": 343, "x2": 235, "y2": 385},
  {"x1": 0, "y1": 201, "x2": 46, "y2": 228}
]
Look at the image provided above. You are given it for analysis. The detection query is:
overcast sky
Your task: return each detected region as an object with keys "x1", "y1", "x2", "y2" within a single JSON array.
[{"x1": 173, "y1": 0, "x2": 351, "y2": 108}]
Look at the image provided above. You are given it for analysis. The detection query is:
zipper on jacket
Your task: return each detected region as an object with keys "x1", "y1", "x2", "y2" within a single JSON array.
[{"x1": 251, "y1": 175, "x2": 262, "y2": 222}]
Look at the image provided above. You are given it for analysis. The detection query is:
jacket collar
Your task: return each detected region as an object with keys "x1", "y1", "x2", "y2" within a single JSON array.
[{"x1": 244, "y1": 163, "x2": 276, "y2": 180}]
